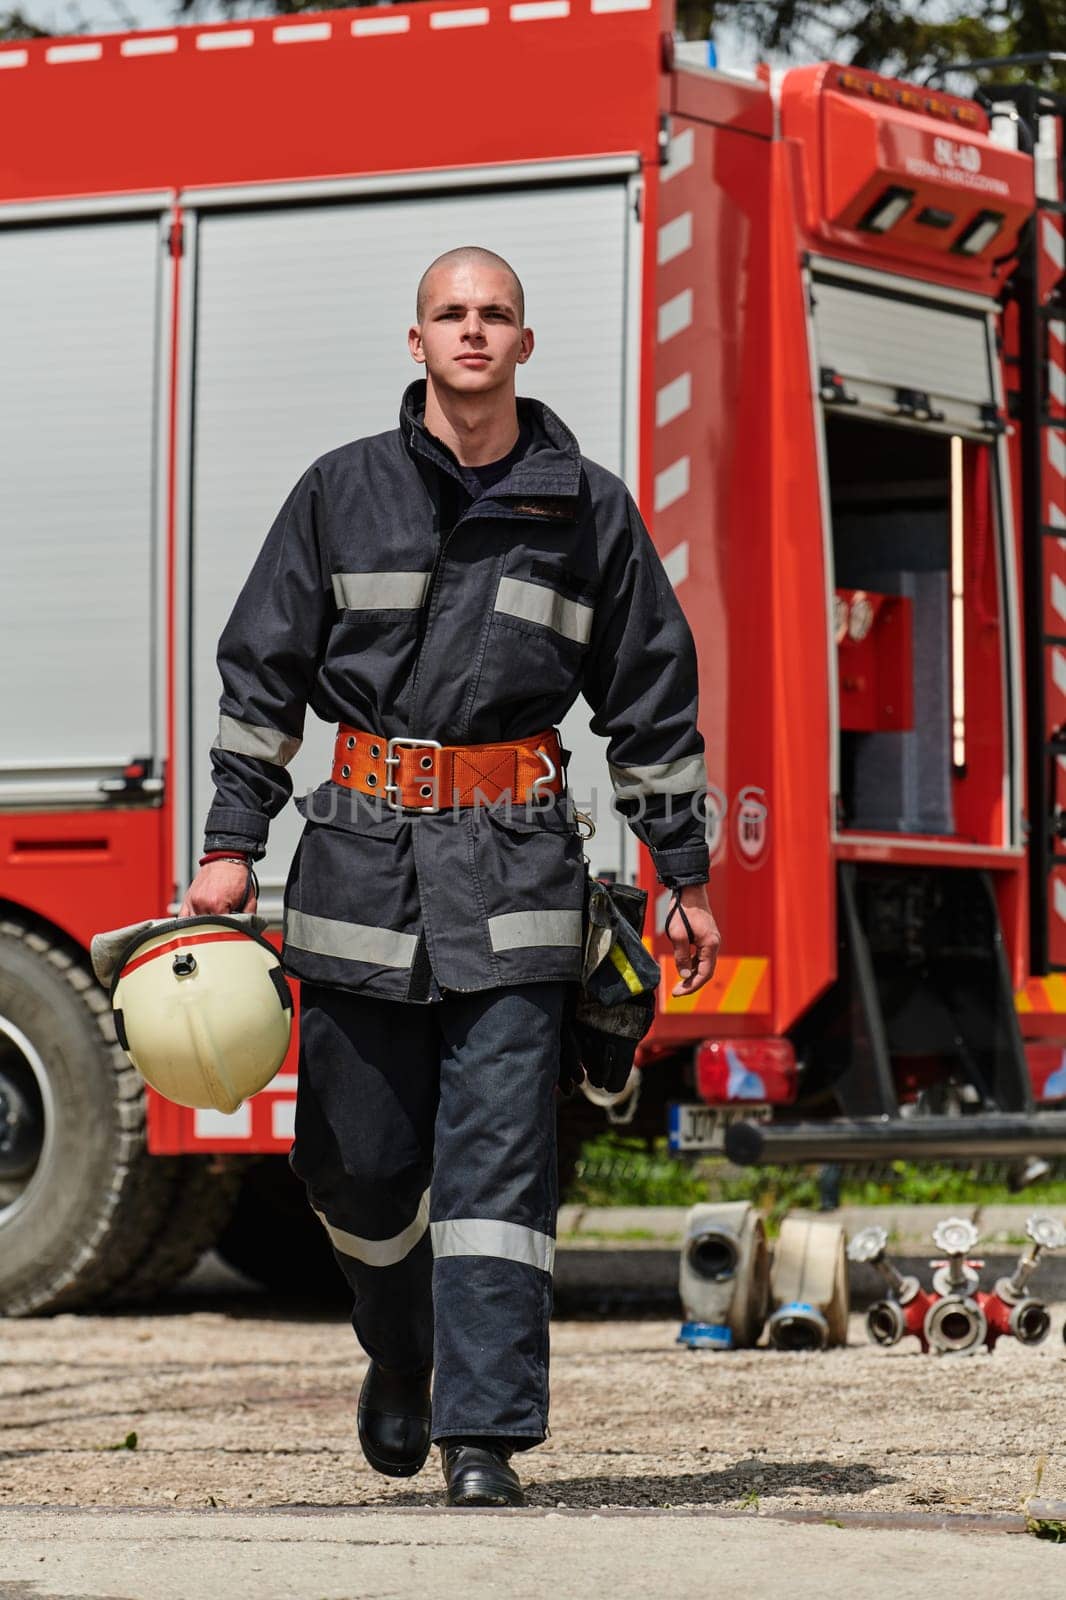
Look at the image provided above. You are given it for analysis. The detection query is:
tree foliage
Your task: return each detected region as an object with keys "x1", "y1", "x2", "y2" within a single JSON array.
[
  {"x1": 0, "y1": 7, "x2": 53, "y2": 34},
  {"x1": 687, "y1": 0, "x2": 1066, "y2": 86},
  {"x1": 172, "y1": 0, "x2": 378, "y2": 13}
]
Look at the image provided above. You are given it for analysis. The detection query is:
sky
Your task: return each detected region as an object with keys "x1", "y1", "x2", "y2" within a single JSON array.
[{"x1": 16, "y1": 0, "x2": 224, "y2": 33}]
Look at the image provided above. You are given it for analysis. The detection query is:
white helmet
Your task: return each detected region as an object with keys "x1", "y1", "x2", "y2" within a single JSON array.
[{"x1": 108, "y1": 916, "x2": 292, "y2": 1113}]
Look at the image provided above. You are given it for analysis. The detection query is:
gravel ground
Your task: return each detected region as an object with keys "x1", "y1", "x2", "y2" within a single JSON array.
[{"x1": 2, "y1": 1302, "x2": 1066, "y2": 1518}]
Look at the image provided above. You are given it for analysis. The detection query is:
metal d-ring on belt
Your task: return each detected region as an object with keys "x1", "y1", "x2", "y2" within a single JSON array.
[{"x1": 330, "y1": 724, "x2": 565, "y2": 813}]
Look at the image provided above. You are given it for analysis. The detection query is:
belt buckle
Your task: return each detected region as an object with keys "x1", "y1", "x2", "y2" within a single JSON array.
[
  {"x1": 530, "y1": 742, "x2": 559, "y2": 805},
  {"x1": 385, "y1": 737, "x2": 443, "y2": 813}
]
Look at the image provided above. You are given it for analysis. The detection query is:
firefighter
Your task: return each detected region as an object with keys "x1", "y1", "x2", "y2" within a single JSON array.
[{"x1": 179, "y1": 245, "x2": 720, "y2": 1508}]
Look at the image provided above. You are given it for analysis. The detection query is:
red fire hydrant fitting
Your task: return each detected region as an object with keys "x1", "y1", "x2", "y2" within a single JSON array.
[
  {"x1": 975, "y1": 1215, "x2": 1065, "y2": 1349},
  {"x1": 849, "y1": 1225, "x2": 938, "y2": 1350},
  {"x1": 850, "y1": 1215, "x2": 1065, "y2": 1354},
  {"x1": 865, "y1": 1278, "x2": 938, "y2": 1351}
]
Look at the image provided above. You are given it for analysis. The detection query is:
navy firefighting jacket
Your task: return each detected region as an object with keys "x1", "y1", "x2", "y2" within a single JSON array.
[{"x1": 203, "y1": 380, "x2": 709, "y2": 1002}]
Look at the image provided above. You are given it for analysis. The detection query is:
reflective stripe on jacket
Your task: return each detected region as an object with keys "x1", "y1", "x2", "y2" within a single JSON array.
[{"x1": 203, "y1": 380, "x2": 709, "y2": 1001}]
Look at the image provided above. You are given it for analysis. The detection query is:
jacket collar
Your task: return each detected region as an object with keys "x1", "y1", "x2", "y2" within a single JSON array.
[{"x1": 399, "y1": 379, "x2": 582, "y2": 503}]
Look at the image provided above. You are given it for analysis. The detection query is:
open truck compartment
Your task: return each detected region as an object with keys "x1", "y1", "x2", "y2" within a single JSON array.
[
  {"x1": 830, "y1": 415, "x2": 957, "y2": 838},
  {"x1": 668, "y1": 63, "x2": 1066, "y2": 1168},
  {"x1": 814, "y1": 260, "x2": 1013, "y2": 851}
]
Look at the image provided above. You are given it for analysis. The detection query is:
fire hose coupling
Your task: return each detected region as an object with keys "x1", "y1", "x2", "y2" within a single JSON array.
[
  {"x1": 919, "y1": 1218, "x2": 990, "y2": 1356},
  {"x1": 678, "y1": 1209, "x2": 847, "y2": 1352},
  {"x1": 677, "y1": 1202, "x2": 770, "y2": 1351},
  {"x1": 921, "y1": 1218, "x2": 986, "y2": 1356},
  {"x1": 924, "y1": 1294, "x2": 987, "y2": 1355},
  {"x1": 864, "y1": 1298, "x2": 907, "y2": 1348},
  {"x1": 765, "y1": 1217, "x2": 849, "y2": 1352},
  {"x1": 848, "y1": 1226, "x2": 932, "y2": 1349},
  {"x1": 981, "y1": 1213, "x2": 1066, "y2": 1350},
  {"x1": 766, "y1": 1301, "x2": 830, "y2": 1352},
  {"x1": 850, "y1": 1214, "x2": 1065, "y2": 1355}
]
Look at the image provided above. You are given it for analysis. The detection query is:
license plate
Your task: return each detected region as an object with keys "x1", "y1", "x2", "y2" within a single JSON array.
[{"x1": 668, "y1": 1102, "x2": 771, "y2": 1154}]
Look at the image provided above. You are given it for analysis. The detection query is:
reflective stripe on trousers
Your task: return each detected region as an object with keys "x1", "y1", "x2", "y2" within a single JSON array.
[
  {"x1": 315, "y1": 1189, "x2": 431, "y2": 1267},
  {"x1": 290, "y1": 979, "x2": 564, "y2": 1446}
]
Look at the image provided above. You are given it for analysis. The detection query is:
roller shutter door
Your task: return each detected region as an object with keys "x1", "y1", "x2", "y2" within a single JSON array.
[
  {"x1": 0, "y1": 219, "x2": 161, "y2": 807},
  {"x1": 189, "y1": 182, "x2": 630, "y2": 897},
  {"x1": 811, "y1": 268, "x2": 997, "y2": 437}
]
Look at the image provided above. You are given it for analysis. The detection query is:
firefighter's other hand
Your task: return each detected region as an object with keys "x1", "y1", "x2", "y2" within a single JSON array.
[
  {"x1": 666, "y1": 884, "x2": 720, "y2": 997},
  {"x1": 178, "y1": 862, "x2": 257, "y2": 918}
]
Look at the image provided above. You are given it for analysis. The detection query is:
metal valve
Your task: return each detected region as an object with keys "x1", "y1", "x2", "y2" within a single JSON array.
[
  {"x1": 847, "y1": 1225, "x2": 889, "y2": 1265},
  {"x1": 848, "y1": 1225, "x2": 909, "y2": 1295},
  {"x1": 931, "y1": 1217, "x2": 980, "y2": 1258},
  {"x1": 1000, "y1": 1213, "x2": 1066, "y2": 1303},
  {"x1": 922, "y1": 1218, "x2": 985, "y2": 1353},
  {"x1": 1026, "y1": 1214, "x2": 1066, "y2": 1252},
  {"x1": 929, "y1": 1217, "x2": 981, "y2": 1298},
  {"x1": 848, "y1": 1225, "x2": 923, "y2": 1337}
]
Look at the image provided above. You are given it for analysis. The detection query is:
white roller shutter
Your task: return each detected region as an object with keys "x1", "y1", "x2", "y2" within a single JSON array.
[
  {"x1": 811, "y1": 267, "x2": 997, "y2": 437},
  {"x1": 0, "y1": 219, "x2": 161, "y2": 807},
  {"x1": 189, "y1": 181, "x2": 630, "y2": 899}
]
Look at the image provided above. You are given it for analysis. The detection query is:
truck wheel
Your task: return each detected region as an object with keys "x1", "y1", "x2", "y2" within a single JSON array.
[
  {"x1": 0, "y1": 917, "x2": 176, "y2": 1315},
  {"x1": 217, "y1": 1155, "x2": 347, "y2": 1301},
  {"x1": 106, "y1": 1157, "x2": 244, "y2": 1303}
]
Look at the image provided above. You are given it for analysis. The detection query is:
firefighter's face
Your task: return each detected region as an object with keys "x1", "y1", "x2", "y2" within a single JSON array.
[{"x1": 409, "y1": 264, "x2": 533, "y2": 395}]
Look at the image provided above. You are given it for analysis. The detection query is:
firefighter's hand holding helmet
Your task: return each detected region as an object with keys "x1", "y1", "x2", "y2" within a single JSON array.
[
  {"x1": 665, "y1": 883, "x2": 720, "y2": 998},
  {"x1": 179, "y1": 857, "x2": 257, "y2": 918},
  {"x1": 98, "y1": 907, "x2": 292, "y2": 1115}
]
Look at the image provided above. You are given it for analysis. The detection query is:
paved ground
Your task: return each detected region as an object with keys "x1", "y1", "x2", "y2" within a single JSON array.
[
  {"x1": 4, "y1": 1211, "x2": 1066, "y2": 1596},
  {"x1": 2, "y1": 1504, "x2": 1065, "y2": 1600}
]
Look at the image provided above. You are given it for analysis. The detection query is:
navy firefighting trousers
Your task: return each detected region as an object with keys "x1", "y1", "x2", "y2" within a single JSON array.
[{"x1": 290, "y1": 980, "x2": 564, "y2": 1448}]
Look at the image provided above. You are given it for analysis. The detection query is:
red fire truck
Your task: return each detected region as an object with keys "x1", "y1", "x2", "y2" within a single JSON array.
[{"x1": 4, "y1": 0, "x2": 1066, "y2": 1314}]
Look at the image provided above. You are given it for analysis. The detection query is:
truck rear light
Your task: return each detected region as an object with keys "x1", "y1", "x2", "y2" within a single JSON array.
[
  {"x1": 858, "y1": 186, "x2": 914, "y2": 233},
  {"x1": 953, "y1": 210, "x2": 1005, "y2": 256},
  {"x1": 696, "y1": 1038, "x2": 798, "y2": 1105}
]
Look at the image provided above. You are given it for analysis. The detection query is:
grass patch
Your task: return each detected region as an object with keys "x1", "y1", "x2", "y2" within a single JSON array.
[
  {"x1": 568, "y1": 1135, "x2": 708, "y2": 1207},
  {"x1": 563, "y1": 1134, "x2": 1066, "y2": 1213},
  {"x1": 1027, "y1": 1519, "x2": 1066, "y2": 1542},
  {"x1": 559, "y1": 1228, "x2": 664, "y2": 1242},
  {"x1": 838, "y1": 1164, "x2": 1066, "y2": 1207}
]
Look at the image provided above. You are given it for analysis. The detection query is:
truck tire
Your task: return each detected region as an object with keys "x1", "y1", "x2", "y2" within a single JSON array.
[
  {"x1": 217, "y1": 1155, "x2": 347, "y2": 1302},
  {"x1": 105, "y1": 1157, "x2": 244, "y2": 1303},
  {"x1": 0, "y1": 916, "x2": 177, "y2": 1315}
]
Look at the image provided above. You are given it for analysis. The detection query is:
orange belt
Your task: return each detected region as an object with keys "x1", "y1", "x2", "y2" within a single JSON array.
[{"x1": 330, "y1": 725, "x2": 564, "y2": 812}]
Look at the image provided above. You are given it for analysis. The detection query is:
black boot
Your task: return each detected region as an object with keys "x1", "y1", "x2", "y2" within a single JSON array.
[
  {"x1": 357, "y1": 1362, "x2": 432, "y2": 1478},
  {"x1": 441, "y1": 1443, "x2": 526, "y2": 1507}
]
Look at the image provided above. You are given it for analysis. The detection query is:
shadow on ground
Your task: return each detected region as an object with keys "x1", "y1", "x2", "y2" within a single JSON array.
[{"x1": 380, "y1": 1458, "x2": 899, "y2": 1510}]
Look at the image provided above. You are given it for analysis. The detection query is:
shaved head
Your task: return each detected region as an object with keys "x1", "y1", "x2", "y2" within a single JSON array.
[{"x1": 416, "y1": 246, "x2": 525, "y2": 324}]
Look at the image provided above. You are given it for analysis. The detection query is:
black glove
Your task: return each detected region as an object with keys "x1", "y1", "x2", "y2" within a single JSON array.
[
  {"x1": 557, "y1": 984, "x2": 586, "y2": 1097},
  {"x1": 573, "y1": 991, "x2": 655, "y2": 1094},
  {"x1": 568, "y1": 876, "x2": 661, "y2": 1094}
]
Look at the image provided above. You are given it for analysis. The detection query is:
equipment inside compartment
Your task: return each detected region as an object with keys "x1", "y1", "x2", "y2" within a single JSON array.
[{"x1": 827, "y1": 415, "x2": 953, "y2": 836}]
